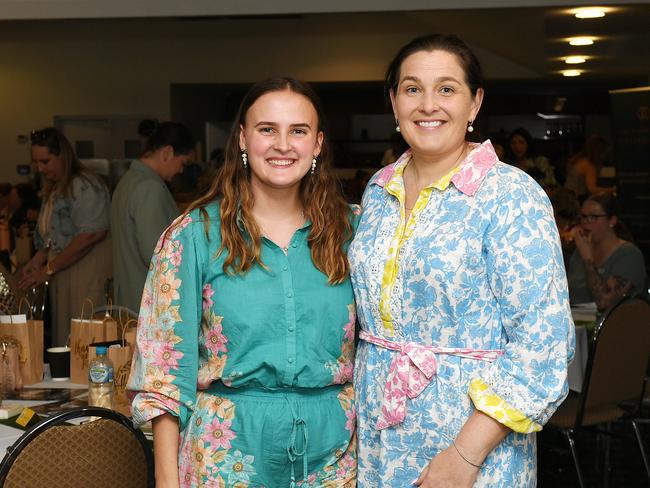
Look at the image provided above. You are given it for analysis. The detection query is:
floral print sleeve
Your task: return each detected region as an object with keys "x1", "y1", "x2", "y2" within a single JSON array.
[
  {"x1": 128, "y1": 213, "x2": 204, "y2": 429},
  {"x1": 471, "y1": 178, "x2": 575, "y2": 430}
]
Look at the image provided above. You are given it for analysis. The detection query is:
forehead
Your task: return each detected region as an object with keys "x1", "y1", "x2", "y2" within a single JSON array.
[
  {"x1": 582, "y1": 200, "x2": 604, "y2": 213},
  {"x1": 246, "y1": 90, "x2": 318, "y2": 124},
  {"x1": 31, "y1": 145, "x2": 54, "y2": 159},
  {"x1": 399, "y1": 49, "x2": 467, "y2": 83}
]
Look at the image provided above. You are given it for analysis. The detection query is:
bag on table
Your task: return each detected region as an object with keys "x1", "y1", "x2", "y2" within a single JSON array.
[
  {"x1": 0, "y1": 338, "x2": 23, "y2": 392},
  {"x1": 70, "y1": 299, "x2": 117, "y2": 384},
  {"x1": 0, "y1": 299, "x2": 44, "y2": 385}
]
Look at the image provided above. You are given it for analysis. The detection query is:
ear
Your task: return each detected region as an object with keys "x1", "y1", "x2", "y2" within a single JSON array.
[
  {"x1": 238, "y1": 124, "x2": 246, "y2": 152},
  {"x1": 313, "y1": 131, "x2": 324, "y2": 158},
  {"x1": 469, "y1": 88, "x2": 484, "y2": 122},
  {"x1": 389, "y1": 88, "x2": 398, "y2": 122},
  {"x1": 609, "y1": 215, "x2": 618, "y2": 228},
  {"x1": 160, "y1": 145, "x2": 174, "y2": 161}
]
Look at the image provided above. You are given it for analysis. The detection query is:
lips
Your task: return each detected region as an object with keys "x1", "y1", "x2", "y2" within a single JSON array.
[
  {"x1": 266, "y1": 158, "x2": 296, "y2": 167},
  {"x1": 415, "y1": 120, "x2": 444, "y2": 128}
]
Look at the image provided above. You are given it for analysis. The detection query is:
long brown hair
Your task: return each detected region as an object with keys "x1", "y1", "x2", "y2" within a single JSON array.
[
  {"x1": 31, "y1": 127, "x2": 100, "y2": 199},
  {"x1": 182, "y1": 77, "x2": 352, "y2": 284}
]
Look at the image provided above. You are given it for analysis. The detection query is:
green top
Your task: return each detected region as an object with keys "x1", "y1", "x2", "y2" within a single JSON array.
[
  {"x1": 127, "y1": 202, "x2": 359, "y2": 429},
  {"x1": 110, "y1": 160, "x2": 179, "y2": 313}
]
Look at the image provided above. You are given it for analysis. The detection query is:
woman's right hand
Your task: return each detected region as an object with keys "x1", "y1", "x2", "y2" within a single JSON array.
[{"x1": 570, "y1": 226, "x2": 593, "y2": 262}]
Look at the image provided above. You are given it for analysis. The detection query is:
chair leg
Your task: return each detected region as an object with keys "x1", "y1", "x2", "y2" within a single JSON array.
[
  {"x1": 564, "y1": 428, "x2": 585, "y2": 488},
  {"x1": 632, "y1": 419, "x2": 650, "y2": 483}
]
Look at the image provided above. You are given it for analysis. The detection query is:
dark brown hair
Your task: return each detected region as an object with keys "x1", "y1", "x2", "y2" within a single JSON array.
[{"x1": 180, "y1": 77, "x2": 352, "y2": 284}]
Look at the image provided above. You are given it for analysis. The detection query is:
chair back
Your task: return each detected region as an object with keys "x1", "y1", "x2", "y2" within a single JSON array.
[
  {"x1": 0, "y1": 407, "x2": 154, "y2": 487},
  {"x1": 577, "y1": 296, "x2": 650, "y2": 425}
]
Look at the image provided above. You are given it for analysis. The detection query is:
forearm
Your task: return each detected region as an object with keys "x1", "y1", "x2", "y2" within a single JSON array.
[
  {"x1": 583, "y1": 260, "x2": 630, "y2": 310},
  {"x1": 25, "y1": 248, "x2": 48, "y2": 270},
  {"x1": 152, "y1": 413, "x2": 180, "y2": 487},
  {"x1": 47, "y1": 230, "x2": 107, "y2": 273},
  {"x1": 454, "y1": 410, "x2": 510, "y2": 465}
]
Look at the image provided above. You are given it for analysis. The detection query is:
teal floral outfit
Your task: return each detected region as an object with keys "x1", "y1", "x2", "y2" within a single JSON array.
[{"x1": 128, "y1": 202, "x2": 358, "y2": 488}]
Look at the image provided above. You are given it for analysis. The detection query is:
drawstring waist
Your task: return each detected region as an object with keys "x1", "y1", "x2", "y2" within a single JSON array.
[{"x1": 286, "y1": 398, "x2": 309, "y2": 488}]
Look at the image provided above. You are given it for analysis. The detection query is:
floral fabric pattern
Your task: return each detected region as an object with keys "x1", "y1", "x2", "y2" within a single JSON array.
[
  {"x1": 349, "y1": 141, "x2": 575, "y2": 487},
  {"x1": 128, "y1": 202, "x2": 359, "y2": 486}
]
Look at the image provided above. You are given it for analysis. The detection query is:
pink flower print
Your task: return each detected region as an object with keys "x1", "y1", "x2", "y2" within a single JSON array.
[
  {"x1": 152, "y1": 344, "x2": 183, "y2": 372},
  {"x1": 332, "y1": 362, "x2": 353, "y2": 384},
  {"x1": 205, "y1": 318, "x2": 228, "y2": 356},
  {"x1": 344, "y1": 407, "x2": 355, "y2": 432},
  {"x1": 168, "y1": 244, "x2": 184, "y2": 267},
  {"x1": 202, "y1": 284, "x2": 215, "y2": 312},
  {"x1": 205, "y1": 417, "x2": 237, "y2": 450}
]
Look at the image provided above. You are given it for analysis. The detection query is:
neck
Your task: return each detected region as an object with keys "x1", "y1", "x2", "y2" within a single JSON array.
[
  {"x1": 251, "y1": 183, "x2": 302, "y2": 220},
  {"x1": 591, "y1": 231, "x2": 619, "y2": 252},
  {"x1": 408, "y1": 143, "x2": 468, "y2": 188},
  {"x1": 140, "y1": 155, "x2": 167, "y2": 180}
]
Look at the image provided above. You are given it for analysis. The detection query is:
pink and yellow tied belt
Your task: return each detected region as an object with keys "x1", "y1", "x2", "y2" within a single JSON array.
[{"x1": 359, "y1": 330, "x2": 503, "y2": 430}]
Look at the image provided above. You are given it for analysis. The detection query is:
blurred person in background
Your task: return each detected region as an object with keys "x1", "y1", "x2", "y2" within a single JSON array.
[
  {"x1": 508, "y1": 127, "x2": 557, "y2": 187},
  {"x1": 568, "y1": 192, "x2": 646, "y2": 310},
  {"x1": 18, "y1": 127, "x2": 111, "y2": 347},
  {"x1": 111, "y1": 121, "x2": 195, "y2": 314},
  {"x1": 564, "y1": 134, "x2": 615, "y2": 201}
]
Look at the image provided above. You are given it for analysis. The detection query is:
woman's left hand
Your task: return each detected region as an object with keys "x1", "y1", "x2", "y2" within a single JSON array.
[{"x1": 413, "y1": 446, "x2": 480, "y2": 488}]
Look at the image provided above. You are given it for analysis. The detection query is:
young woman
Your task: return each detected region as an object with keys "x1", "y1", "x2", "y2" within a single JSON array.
[
  {"x1": 19, "y1": 127, "x2": 110, "y2": 347},
  {"x1": 564, "y1": 135, "x2": 615, "y2": 200},
  {"x1": 111, "y1": 121, "x2": 195, "y2": 314},
  {"x1": 350, "y1": 34, "x2": 574, "y2": 487},
  {"x1": 128, "y1": 78, "x2": 357, "y2": 488},
  {"x1": 508, "y1": 127, "x2": 557, "y2": 187},
  {"x1": 568, "y1": 193, "x2": 646, "y2": 310}
]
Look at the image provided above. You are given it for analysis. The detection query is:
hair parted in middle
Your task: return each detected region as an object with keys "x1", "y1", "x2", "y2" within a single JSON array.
[{"x1": 181, "y1": 77, "x2": 353, "y2": 284}]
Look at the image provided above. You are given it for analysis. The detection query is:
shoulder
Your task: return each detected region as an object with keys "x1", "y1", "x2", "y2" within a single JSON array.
[
  {"x1": 615, "y1": 241, "x2": 645, "y2": 261},
  {"x1": 71, "y1": 174, "x2": 108, "y2": 201},
  {"x1": 483, "y1": 162, "x2": 549, "y2": 204}
]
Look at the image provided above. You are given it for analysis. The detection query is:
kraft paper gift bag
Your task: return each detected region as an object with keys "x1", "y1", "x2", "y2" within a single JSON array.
[
  {"x1": 0, "y1": 298, "x2": 44, "y2": 385},
  {"x1": 70, "y1": 299, "x2": 118, "y2": 384}
]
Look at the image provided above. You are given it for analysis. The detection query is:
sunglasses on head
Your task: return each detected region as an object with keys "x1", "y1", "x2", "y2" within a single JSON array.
[{"x1": 30, "y1": 128, "x2": 61, "y2": 153}]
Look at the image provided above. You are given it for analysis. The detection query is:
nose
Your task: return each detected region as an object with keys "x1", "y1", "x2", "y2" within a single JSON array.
[
  {"x1": 274, "y1": 131, "x2": 291, "y2": 152},
  {"x1": 419, "y1": 90, "x2": 439, "y2": 114}
]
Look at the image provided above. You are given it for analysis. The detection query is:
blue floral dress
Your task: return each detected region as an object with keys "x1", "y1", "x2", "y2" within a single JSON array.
[
  {"x1": 128, "y1": 202, "x2": 359, "y2": 488},
  {"x1": 349, "y1": 141, "x2": 575, "y2": 487}
]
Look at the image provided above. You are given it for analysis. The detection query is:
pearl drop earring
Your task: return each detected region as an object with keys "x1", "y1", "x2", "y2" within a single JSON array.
[
  {"x1": 467, "y1": 120, "x2": 474, "y2": 133},
  {"x1": 242, "y1": 151, "x2": 248, "y2": 168},
  {"x1": 311, "y1": 157, "x2": 317, "y2": 175},
  {"x1": 395, "y1": 120, "x2": 401, "y2": 133}
]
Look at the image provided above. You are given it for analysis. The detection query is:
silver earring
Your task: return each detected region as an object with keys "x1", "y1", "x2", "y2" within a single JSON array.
[
  {"x1": 311, "y1": 157, "x2": 317, "y2": 175},
  {"x1": 242, "y1": 151, "x2": 248, "y2": 168},
  {"x1": 395, "y1": 120, "x2": 401, "y2": 133},
  {"x1": 467, "y1": 121, "x2": 474, "y2": 133}
]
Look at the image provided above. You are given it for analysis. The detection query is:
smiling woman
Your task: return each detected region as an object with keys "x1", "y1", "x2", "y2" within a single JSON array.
[{"x1": 350, "y1": 34, "x2": 574, "y2": 488}]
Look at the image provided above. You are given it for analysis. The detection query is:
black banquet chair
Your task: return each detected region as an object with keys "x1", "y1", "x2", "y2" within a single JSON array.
[
  {"x1": 548, "y1": 296, "x2": 650, "y2": 487},
  {"x1": 0, "y1": 407, "x2": 154, "y2": 488}
]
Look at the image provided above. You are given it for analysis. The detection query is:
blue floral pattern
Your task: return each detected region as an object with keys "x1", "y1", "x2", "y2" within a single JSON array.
[{"x1": 349, "y1": 142, "x2": 575, "y2": 487}]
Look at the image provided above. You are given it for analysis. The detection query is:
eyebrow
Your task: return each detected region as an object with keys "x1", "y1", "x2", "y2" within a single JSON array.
[
  {"x1": 254, "y1": 121, "x2": 312, "y2": 129},
  {"x1": 400, "y1": 75, "x2": 462, "y2": 85}
]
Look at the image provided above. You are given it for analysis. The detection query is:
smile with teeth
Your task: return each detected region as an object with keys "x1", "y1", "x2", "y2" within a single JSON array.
[
  {"x1": 416, "y1": 120, "x2": 444, "y2": 128},
  {"x1": 267, "y1": 158, "x2": 296, "y2": 167}
]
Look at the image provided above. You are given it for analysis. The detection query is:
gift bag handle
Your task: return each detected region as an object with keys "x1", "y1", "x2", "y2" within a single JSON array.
[
  {"x1": 17, "y1": 297, "x2": 34, "y2": 320},
  {"x1": 80, "y1": 298, "x2": 95, "y2": 322},
  {"x1": 104, "y1": 297, "x2": 114, "y2": 318},
  {"x1": 120, "y1": 318, "x2": 138, "y2": 346}
]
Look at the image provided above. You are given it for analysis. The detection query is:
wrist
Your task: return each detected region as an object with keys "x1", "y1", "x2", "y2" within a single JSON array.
[
  {"x1": 46, "y1": 261, "x2": 56, "y2": 276},
  {"x1": 452, "y1": 440, "x2": 484, "y2": 469}
]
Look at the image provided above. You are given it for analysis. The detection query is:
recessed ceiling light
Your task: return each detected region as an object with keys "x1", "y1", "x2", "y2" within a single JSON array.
[
  {"x1": 562, "y1": 69, "x2": 582, "y2": 77},
  {"x1": 573, "y1": 7, "x2": 607, "y2": 19},
  {"x1": 568, "y1": 36, "x2": 595, "y2": 46},
  {"x1": 565, "y1": 56, "x2": 587, "y2": 64}
]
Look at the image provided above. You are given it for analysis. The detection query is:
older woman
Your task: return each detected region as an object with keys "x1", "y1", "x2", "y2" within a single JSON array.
[
  {"x1": 350, "y1": 34, "x2": 574, "y2": 487},
  {"x1": 19, "y1": 127, "x2": 110, "y2": 347}
]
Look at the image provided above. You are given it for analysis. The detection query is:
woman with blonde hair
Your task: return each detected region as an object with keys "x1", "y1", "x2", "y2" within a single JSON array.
[
  {"x1": 128, "y1": 77, "x2": 358, "y2": 488},
  {"x1": 19, "y1": 127, "x2": 110, "y2": 347}
]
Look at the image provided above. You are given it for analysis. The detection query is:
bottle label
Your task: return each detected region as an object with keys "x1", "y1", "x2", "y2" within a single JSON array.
[{"x1": 89, "y1": 365, "x2": 114, "y2": 383}]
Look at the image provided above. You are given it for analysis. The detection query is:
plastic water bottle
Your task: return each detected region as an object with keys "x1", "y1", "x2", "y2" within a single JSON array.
[{"x1": 88, "y1": 346, "x2": 114, "y2": 409}]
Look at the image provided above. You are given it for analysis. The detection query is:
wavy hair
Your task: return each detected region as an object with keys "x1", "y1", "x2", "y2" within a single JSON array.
[{"x1": 181, "y1": 77, "x2": 352, "y2": 284}]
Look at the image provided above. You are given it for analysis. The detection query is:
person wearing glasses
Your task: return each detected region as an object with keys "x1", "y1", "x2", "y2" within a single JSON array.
[
  {"x1": 18, "y1": 127, "x2": 111, "y2": 347},
  {"x1": 568, "y1": 193, "x2": 646, "y2": 311}
]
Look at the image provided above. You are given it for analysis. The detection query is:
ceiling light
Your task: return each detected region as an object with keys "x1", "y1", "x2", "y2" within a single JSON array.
[
  {"x1": 568, "y1": 36, "x2": 595, "y2": 46},
  {"x1": 573, "y1": 7, "x2": 607, "y2": 19},
  {"x1": 565, "y1": 56, "x2": 587, "y2": 64},
  {"x1": 562, "y1": 69, "x2": 582, "y2": 77}
]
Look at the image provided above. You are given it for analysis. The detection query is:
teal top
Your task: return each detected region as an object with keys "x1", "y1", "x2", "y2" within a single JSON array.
[
  {"x1": 110, "y1": 160, "x2": 179, "y2": 313},
  {"x1": 128, "y1": 202, "x2": 359, "y2": 429}
]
